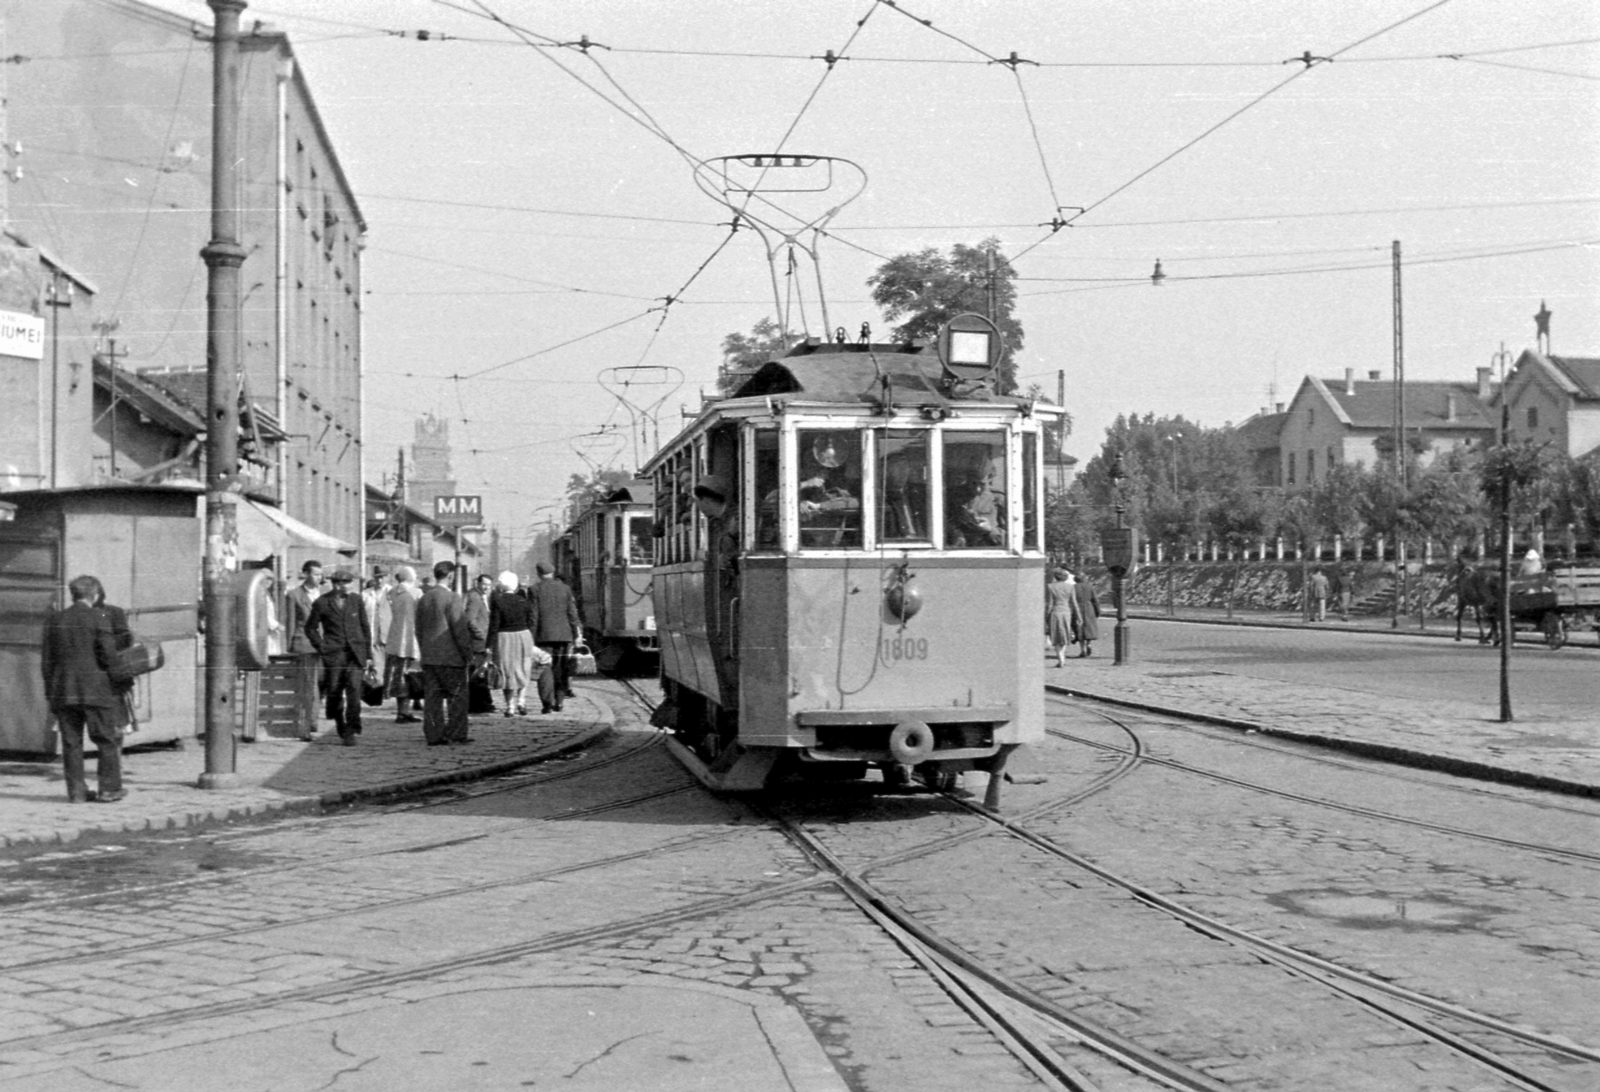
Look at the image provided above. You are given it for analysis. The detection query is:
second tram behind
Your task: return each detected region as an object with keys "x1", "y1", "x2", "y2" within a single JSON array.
[
  {"x1": 643, "y1": 316, "x2": 1059, "y2": 804},
  {"x1": 556, "y1": 481, "x2": 659, "y2": 672}
]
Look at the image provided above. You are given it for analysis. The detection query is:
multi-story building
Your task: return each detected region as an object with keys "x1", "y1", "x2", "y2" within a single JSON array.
[
  {"x1": 1277, "y1": 368, "x2": 1497, "y2": 492},
  {"x1": 4, "y1": 0, "x2": 365, "y2": 571}
]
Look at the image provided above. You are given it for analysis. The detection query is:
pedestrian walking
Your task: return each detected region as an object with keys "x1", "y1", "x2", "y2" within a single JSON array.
[
  {"x1": 384, "y1": 566, "x2": 424, "y2": 724},
  {"x1": 305, "y1": 568, "x2": 372, "y2": 745},
  {"x1": 91, "y1": 579, "x2": 137, "y2": 736},
  {"x1": 1072, "y1": 570, "x2": 1101, "y2": 657},
  {"x1": 1044, "y1": 568, "x2": 1077, "y2": 668},
  {"x1": 362, "y1": 572, "x2": 391, "y2": 679},
  {"x1": 1339, "y1": 565, "x2": 1356, "y2": 622},
  {"x1": 415, "y1": 560, "x2": 475, "y2": 745},
  {"x1": 487, "y1": 571, "x2": 546, "y2": 715},
  {"x1": 284, "y1": 558, "x2": 325, "y2": 730},
  {"x1": 528, "y1": 562, "x2": 582, "y2": 712},
  {"x1": 41, "y1": 575, "x2": 126, "y2": 802},
  {"x1": 1309, "y1": 569, "x2": 1330, "y2": 622}
]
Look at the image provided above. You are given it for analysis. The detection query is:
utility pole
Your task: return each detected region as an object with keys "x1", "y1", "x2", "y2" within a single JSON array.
[
  {"x1": 1391, "y1": 239, "x2": 1406, "y2": 630},
  {"x1": 198, "y1": 0, "x2": 247, "y2": 791},
  {"x1": 98, "y1": 335, "x2": 128, "y2": 478},
  {"x1": 45, "y1": 274, "x2": 74, "y2": 487}
]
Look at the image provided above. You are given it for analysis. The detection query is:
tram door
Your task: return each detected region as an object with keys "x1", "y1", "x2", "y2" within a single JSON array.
[{"x1": 702, "y1": 425, "x2": 742, "y2": 731}]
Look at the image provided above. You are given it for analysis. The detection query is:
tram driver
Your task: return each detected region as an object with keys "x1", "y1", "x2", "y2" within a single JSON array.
[{"x1": 796, "y1": 432, "x2": 861, "y2": 548}]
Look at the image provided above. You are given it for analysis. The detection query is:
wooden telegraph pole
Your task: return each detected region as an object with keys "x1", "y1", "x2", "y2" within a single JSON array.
[{"x1": 198, "y1": 0, "x2": 248, "y2": 789}]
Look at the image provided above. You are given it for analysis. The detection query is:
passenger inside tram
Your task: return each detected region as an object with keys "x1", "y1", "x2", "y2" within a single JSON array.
[
  {"x1": 944, "y1": 435, "x2": 1006, "y2": 549},
  {"x1": 797, "y1": 432, "x2": 862, "y2": 548}
]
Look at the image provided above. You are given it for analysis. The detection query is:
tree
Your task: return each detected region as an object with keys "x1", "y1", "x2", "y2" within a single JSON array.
[
  {"x1": 867, "y1": 237, "x2": 1023, "y2": 391},
  {"x1": 717, "y1": 317, "x2": 789, "y2": 393},
  {"x1": 1309, "y1": 462, "x2": 1370, "y2": 555},
  {"x1": 564, "y1": 468, "x2": 633, "y2": 514}
]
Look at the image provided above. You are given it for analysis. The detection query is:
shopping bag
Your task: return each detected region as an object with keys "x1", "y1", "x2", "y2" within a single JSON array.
[
  {"x1": 568, "y1": 641, "x2": 597, "y2": 677},
  {"x1": 360, "y1": 664, "x2": 385, "y2": 707}
]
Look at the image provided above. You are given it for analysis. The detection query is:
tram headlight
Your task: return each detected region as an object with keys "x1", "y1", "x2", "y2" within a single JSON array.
[{"x1": 884, "y1": 574, "x2": 922, "y2": 622}]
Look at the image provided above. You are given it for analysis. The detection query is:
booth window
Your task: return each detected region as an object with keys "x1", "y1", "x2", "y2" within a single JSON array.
[
  {"x1": 796, "y1": 430, "x2": 863, "y2": 549},
  {"x1": 876, "y1": 429, "x2": 930, "y2": 543},
  {"x1": 942, "y1": 431, "x2": 1007, "y2": 549}
]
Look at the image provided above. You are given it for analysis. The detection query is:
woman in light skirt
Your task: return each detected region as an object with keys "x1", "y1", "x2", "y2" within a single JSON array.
[{"x1": 488, "y1": 571, "x2": 538, "y2": 715}]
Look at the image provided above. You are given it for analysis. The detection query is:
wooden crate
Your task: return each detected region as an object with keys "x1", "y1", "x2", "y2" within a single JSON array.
[{"x1": 252, "y1": 655, "x2": 317, "y2": 739}]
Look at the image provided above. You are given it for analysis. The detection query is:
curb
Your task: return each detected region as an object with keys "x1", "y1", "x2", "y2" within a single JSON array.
[
  {"x1": 5, "y1": 711, "x2": 617, "y2": 850},
  {"x1": 1045, "y1": 683, "x2": 1600, "y2": 800},
  {"x1": 1124, "y1": 610, "x2": 1600, "y2": 650}
]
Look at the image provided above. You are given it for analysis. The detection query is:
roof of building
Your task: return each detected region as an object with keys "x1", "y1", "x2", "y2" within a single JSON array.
[
  {"x1": 135, "y1": 367, "x2": 287, "y2": 440},
  {"x1": 94, "y1": 361, "x2": 204, "y2": 436},
  {"x1": 1547, "y1": 355, "x2": 1600, "y2": 400},
  {"x1": 1232, "y1": 410, "x2": 1286, "y2": 450},
  {"x1": 1315, "y1": 377, "x2": 1494, "y2": 431}
]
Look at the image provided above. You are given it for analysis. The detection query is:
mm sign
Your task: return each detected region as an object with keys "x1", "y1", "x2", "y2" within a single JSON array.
[{"x1": 433, "y1": 495, "x2": 483, "y2": 526}]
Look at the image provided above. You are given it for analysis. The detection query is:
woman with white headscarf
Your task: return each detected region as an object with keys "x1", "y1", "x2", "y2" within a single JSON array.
[{"x1": 487, "y1": 571, "x2": 539, "y2": 716}]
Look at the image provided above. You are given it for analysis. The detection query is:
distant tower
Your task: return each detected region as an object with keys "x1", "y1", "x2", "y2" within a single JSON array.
[{"x1": 408, "y1": 414, "x2": 456, "y2": 514}]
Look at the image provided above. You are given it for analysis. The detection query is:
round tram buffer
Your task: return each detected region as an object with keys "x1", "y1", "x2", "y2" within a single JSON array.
[{"x1": 936, "y1": 312, "x2": 1003, "y2": 386}]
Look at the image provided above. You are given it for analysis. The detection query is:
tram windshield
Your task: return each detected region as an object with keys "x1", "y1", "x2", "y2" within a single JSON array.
[
  {"x1": 796, "y1": 430, "x2": 863, "y2": 549},
  {"x1": 625, "y1": 515, "x2": 653, "y2": 566},
  {"x1": 877, "y1": 430, "x2": 930, "y2": 543},
  {"x1": 943, "y1": 431, "x2": 1007, "y2": 549}
]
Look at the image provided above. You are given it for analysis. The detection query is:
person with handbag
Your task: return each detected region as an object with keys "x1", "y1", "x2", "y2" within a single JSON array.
[
  {"x1": 415, "y1": 560, "x2": 476, "y2": 745},
  {"x1": 304, "y1": 568, "x2": 372, "y2": 746},
  {"x1": 41, "y1": 575, "x2": 126, "y2": 802},
  {"x1": 89, "y1": 579, "x2": 139, "y2": 734},
  {"x1": 487, "y1": 571, "x2": 539, "y2": 716},
  {"x1": 528, "y1": 563, "x2": 582, "y2": 712},
  {"x1": 383, "y1": 566, "x2": 424, "y2": 724}
]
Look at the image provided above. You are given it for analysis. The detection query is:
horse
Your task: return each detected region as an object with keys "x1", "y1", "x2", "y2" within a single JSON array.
[{"x1": 1453, "y1": 560, "x2": 1501, "y2": 645}]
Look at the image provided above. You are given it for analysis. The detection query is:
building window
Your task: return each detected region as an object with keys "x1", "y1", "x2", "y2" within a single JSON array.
[
  {"x1": 1306, "y1": 449, "x2": 1315, "y2": 481},
  {"x1": 1527, "y1": 406, "x2": 1539, "y2": 430},
  {"x1": 1327, "y1": 446, "x2": 1336, "y2": 473},
  {"x1": 1287, "y1": 452, "x2": 1296, "y2": 485},
  {"x1": 1308, "y1": 408, "x2": 1315, "y2": 427}
]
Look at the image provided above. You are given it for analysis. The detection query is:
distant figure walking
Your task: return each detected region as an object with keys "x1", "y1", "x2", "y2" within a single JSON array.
[
  {"x1": 1309, "y1": 569, "x2": 1330, "y2": 622},
  {"x1": 415, "y1": 560, "x2": 475, "y2": 745},
  {"x1": 1072, "y1": 571, "x2": 1101, "y2": 657},
  {"x1": 384, "y1": 566, "x2": 423, "y2": 724},
  {"x1": 1044, "y1": 569, "x2": 1077, "y2": 668},
  {"x1": 42, "y1": 575, "x2": 125, "y2": 803},
  {"x1": 529, "y1": 563, "x2": 582, "y2": 713},
  {"x1": 305, "y1": 568, "x2": 372, "y2": 746}
]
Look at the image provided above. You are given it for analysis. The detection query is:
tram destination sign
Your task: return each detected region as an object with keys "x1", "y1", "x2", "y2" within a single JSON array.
[{"x1": 432, "y1": 494, "x2": 483, "y2": 526}]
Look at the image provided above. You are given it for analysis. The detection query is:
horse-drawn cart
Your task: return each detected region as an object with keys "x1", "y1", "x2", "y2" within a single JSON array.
[{"x1": 1508, "y1": 565, "x2": 1600, "y2": 649}]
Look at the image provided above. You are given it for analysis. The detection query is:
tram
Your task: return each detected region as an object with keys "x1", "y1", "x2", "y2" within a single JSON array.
[
  {"x1": 555, "y1": 481, "x2": 659, "y2": 672},
  {"x1": 643, "y1": 315, "x2": 1059, "y2": 804}
]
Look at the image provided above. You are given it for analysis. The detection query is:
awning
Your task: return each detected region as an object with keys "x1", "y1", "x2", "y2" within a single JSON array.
[{"x1": 237, "y1": 499, "x2": 357, "y2": 560}]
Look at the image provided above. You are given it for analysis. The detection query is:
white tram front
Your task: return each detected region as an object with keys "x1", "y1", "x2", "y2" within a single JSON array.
[{"x1": 645, "y1": 318, "x2": 1059, "y2": 802}]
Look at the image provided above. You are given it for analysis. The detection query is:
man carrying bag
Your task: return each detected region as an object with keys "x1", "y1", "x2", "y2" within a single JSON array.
[{"x1": 42, "y1": 575, "x2": 127, "y2": 803}]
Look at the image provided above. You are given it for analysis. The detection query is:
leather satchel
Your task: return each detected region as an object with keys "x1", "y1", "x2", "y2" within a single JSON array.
[{"x1": 107, "y1": 641, "x2": 164, "y2": 687}]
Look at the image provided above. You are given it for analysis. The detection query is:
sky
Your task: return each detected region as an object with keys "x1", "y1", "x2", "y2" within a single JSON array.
[{"x1": 161, "y1": 0, "x2": 1600, "y2": 559}]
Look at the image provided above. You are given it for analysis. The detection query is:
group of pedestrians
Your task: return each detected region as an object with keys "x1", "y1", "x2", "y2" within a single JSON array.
[
  {"x1": 1045, "y1": 567, "x2": 1101, "y2": 666},
  {"x1": 280, "y1": 557, "x2": 583, "y2": 748}
]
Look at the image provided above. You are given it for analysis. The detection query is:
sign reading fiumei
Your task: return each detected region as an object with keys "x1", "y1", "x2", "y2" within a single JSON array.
[
  {"x1": 433, "y1": 495, "x2": 483, "y2": 525},
  {"x1": 0, "y1": 311, "x2": 45, "y2": 360}
]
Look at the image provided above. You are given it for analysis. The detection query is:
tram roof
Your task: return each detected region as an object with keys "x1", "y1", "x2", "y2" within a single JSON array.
[{"x1": 728, "y1": 342, "x2": 1029, "y2": 408}]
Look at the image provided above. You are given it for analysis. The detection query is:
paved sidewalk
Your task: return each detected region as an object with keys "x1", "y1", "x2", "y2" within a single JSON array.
[
  {"x1": 0, "y1": 691, "x2": 615, "y2": 849},
  {"x1": 1126, "y1": 603, "x2": 1600, "y2": 647},
  {"x1": 1048, "y1": 653, "x2": 1600, "y2": 797}
]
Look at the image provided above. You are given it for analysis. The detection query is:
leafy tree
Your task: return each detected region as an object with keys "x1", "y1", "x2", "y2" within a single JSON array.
[
  {"x1": 563, "y1": 468, "x2": 633, "y2": 514},
  {"x1": 1411, "y1": 447, "x2": 1486, "y2": 556},
  {"x1": 1308, "y1": 462, "x2": 1369, "y2": 553},
  {"x1": 867, "y1": 237, "x2": 1023, "y2": 391},
  {"x1": 717, "y1": 317, "x2": 789, "y2": 392}
]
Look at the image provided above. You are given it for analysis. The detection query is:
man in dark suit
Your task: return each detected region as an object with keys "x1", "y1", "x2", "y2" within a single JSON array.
[
  {"x1": 304, "y1": 567, "x2": 371, "y2": 745},
  {"x1": 529, "y1": 562, "x2": 582, "y2": 713},
  {"x1": 415, "y1": 560, "x2": 477, "y2": 745},
  {"x1": 41, "y1": 575, "x2": 125, "y2": 802}
]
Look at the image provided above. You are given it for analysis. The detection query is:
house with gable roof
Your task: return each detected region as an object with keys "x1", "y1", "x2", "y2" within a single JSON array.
[
  {"x1": 1496, "y1": 350, "x2": 1600, "y2": 459},
  {"x1": 1277, "y1": 367, "x2": 1498, "y2": 492}
]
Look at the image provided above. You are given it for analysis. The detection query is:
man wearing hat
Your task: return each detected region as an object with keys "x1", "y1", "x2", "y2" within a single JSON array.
[{"x1": 304, "y1": 567, "x2": 372, "y2": 745}]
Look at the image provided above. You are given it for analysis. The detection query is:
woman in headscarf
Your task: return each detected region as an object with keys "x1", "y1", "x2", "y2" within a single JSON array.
[
  {"x1": 487, "y1": 571, "x2": 538, "y2": 716},
  {"x1": 1044, "y1": 567, "x2": 1079, "y2": 668}
]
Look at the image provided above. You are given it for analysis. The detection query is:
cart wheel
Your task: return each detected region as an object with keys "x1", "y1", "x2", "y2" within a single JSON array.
[{"x1": 1542, "y1": 612, "x2": 1567, "y2": 650}]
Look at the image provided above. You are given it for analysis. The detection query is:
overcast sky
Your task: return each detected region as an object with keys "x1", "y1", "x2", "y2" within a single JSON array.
[{"x1": 165, "y1": 0, "x2": 1599, "y2": 555}]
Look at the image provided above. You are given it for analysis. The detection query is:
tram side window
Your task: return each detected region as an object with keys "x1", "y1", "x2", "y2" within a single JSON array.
[
  {"x1": 877, "y1": 430, "x2": 930, "y2": 543},
  {"x1": 673, "y1": 454, "x2": 693, "y2": 562},
  {"x1": 797, "y1": 430, "x2": 863, "y2": 549},
  {"x1": 943, "y1": 431, "x2": 1007, "y2": 549},
  {"x1": 753, "y1": 429, "x2": 781, "y2": 550},
  {"x1": 1023, "y1": 431, "x2": 1039, "y2": 551}
]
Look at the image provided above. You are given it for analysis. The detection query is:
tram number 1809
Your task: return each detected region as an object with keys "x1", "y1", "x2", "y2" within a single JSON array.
[{"x1": 880, "y1": 636, "x2": 930, "y2": 663}]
